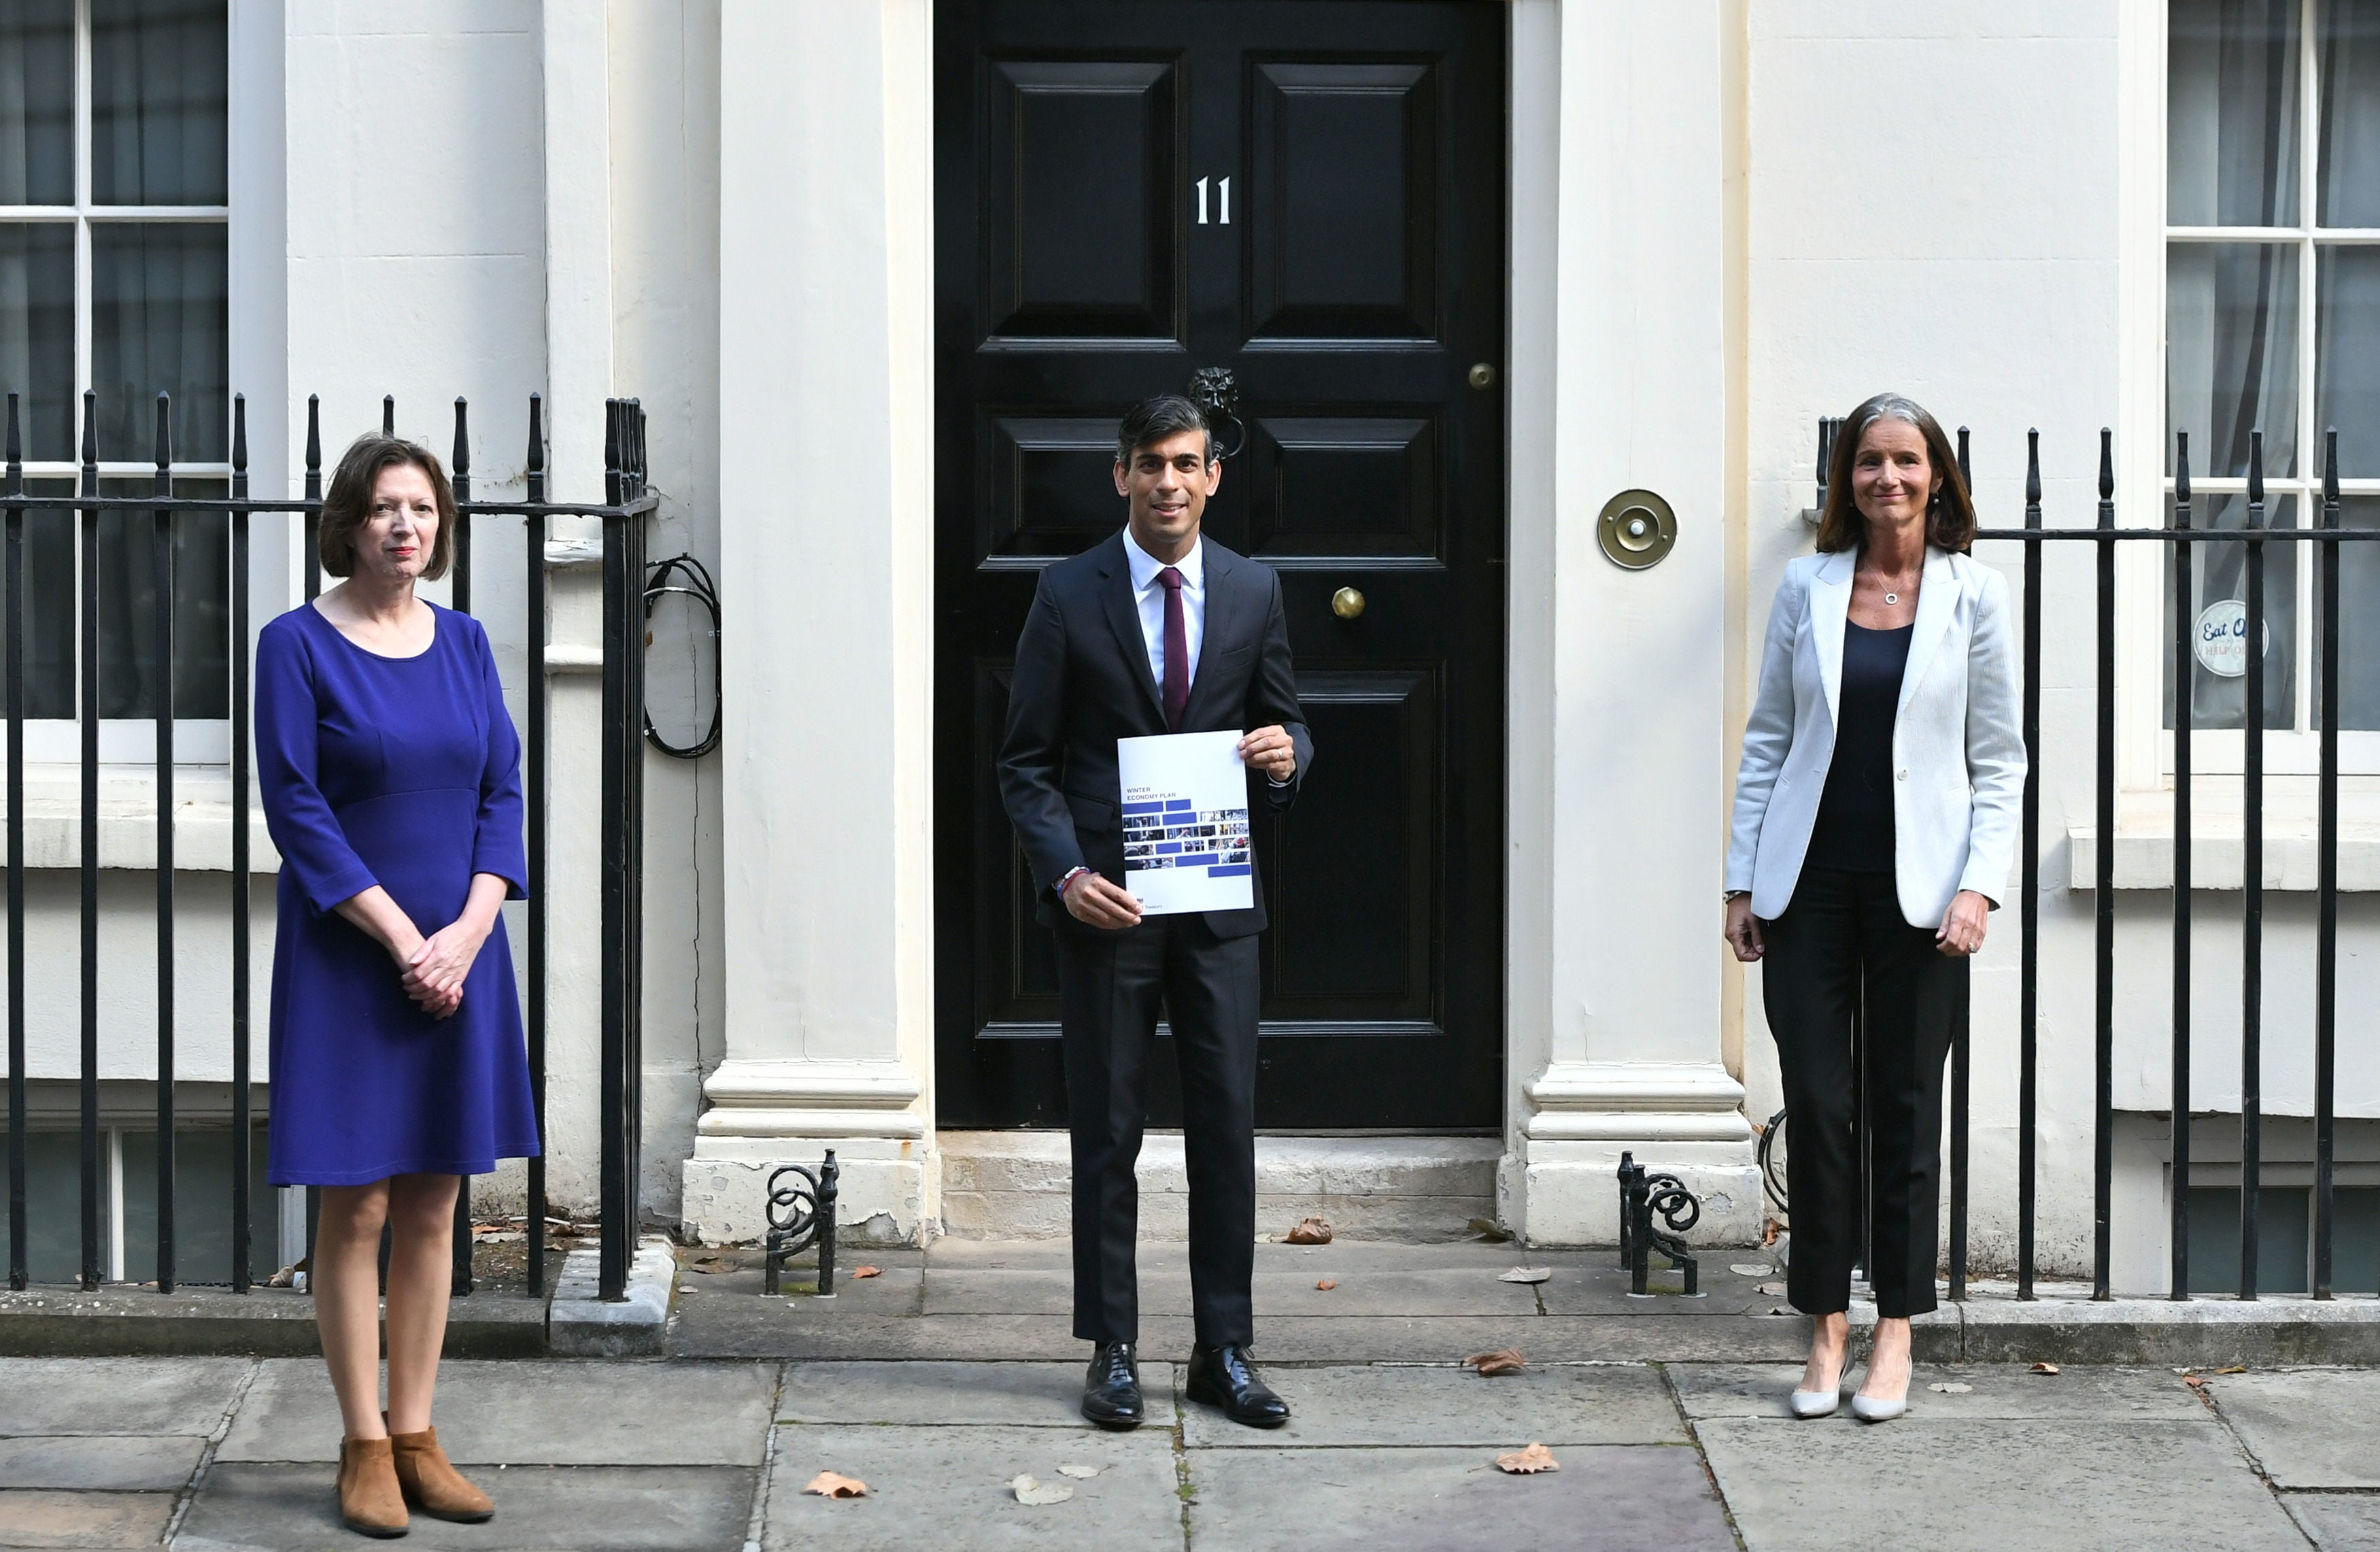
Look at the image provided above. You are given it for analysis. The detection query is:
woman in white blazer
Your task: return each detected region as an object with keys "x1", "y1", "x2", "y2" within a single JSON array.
[{"x1": 1724, "y1": 394, "x2": 2024, "y2": 1423}]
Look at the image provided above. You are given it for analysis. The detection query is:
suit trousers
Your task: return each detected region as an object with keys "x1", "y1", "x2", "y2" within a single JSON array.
[
  {"x1": 1055, "y1": 913, "x2": 1260, "y2": 1347},
  {"x1": 1760, "y1": 866, "x2": 1965, "y2": 1319}
]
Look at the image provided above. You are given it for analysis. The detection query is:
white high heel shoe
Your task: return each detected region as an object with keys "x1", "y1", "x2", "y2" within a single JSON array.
[
  {"x1": 1851, "y1": 1390, "x2": 1907, "y2": 1423},
  {"x1": 1789, "y1": 1387, "x2": 1841, "y2": 1419}
]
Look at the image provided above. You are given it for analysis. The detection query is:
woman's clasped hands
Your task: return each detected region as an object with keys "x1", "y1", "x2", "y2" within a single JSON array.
[{"x1": 398, "y1": 915, "x2": 490, "y2": 1019}]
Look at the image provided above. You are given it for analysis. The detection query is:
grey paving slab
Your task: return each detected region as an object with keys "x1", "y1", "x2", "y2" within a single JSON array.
[
  {"x1": 1177, "y1": 1362, "x2": 1684, "y2": 1448},
  {"x1": 1697, "y1": 1418, "x2": 2304, "y2": 1552},
  {"x1": 669, "y1": 1305, "x2": 1187, "y2": 1362},
  {"x1": 1183, "y1": 1443, "x2": 1733, "y2": 1551},
  {"x1": 2205, "y1": 1369, "x2": 2380, "y2": 1488},
  {"x1": 0, "y1": 1357, "x2": 249, "y2": 1437},
  {"x1": 216, "y1": 1358, "x2": 777, "y2": 1466},
  {"x1": 1670, "y1": 1363, "x2": 2209, "y2": 1421},
  {"x1": 174, "y1": 1464, "x2": 755, "y2": 1551},
  {"x1": 1248, "y1": 1269, "x2": 1549, "y2": 1319},
  {"x1": 0, "y1": 1489, "x2": 173, "y2": 1549},
  {"x1": 0, "y1": 1436, "x2": 201, "y2": 1491},
  {"x1": 763, "y1": 1423, "x2": 1181, "y2": 1552},
  {"x1": 780, "y1": 1360, "x2": 1180, "y2": 1427},
  {"x1": 921, "y1": 1268, "x2": 1191, "y2": 1317},
  {"x1": 2285, "y1": 1492, "x2": 2380, "y2": 1551}
]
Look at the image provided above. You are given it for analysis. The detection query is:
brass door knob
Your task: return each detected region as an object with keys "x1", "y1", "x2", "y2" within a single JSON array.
[
  {"x1": 1331, "y1": 586, "x2": 1366, "y2": 620},
  {"x1": 1468, "y1": 362, "x2": 1497, "y2": 390}
]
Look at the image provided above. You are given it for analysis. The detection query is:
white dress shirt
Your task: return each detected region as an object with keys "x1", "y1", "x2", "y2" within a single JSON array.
[{"x1": 1121, "y1": 526, "x2": 1204, "y2": 691}]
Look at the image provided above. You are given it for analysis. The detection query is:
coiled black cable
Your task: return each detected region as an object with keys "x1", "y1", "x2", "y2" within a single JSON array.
[{"x1": 644, "y1": 552, "x2": 721, "y2": 759}]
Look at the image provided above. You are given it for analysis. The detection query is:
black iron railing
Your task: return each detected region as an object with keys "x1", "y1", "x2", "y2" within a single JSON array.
[
  {"x1": 3, "y1": 389, "x2": 653, "y2": 1304},
  {"x1": 1808, "y1": 418, "x2": 2374, "y2": 1302}
]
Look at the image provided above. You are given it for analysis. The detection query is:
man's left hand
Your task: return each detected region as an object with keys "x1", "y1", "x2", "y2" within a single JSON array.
[{"x1": 1238, "y1": 726, "x2": 1297, "y2": 783}]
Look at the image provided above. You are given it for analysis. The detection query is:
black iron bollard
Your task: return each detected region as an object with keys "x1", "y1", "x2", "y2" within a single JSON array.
[{"x1": 762, "y1": 1149, "x2": 841, "y2": 1298}]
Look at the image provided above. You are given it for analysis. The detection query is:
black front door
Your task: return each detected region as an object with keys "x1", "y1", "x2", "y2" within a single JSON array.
[{"x1": 934, "y1": 0, "x2": 1505, "y2": 1129}]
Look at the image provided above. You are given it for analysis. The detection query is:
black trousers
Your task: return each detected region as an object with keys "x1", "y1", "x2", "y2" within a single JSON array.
[
  {"x1": 1761, "y1": 866, "x2": 1965, "y2": 1319},
  {"x1": 1054, "y1": 914, "x2": 1259, "y2": 1347}
]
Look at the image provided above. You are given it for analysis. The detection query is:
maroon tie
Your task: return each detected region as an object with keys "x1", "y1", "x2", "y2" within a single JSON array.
[{"x1": 1159, "y1": 565, "x2": 1189, "y2": 731}]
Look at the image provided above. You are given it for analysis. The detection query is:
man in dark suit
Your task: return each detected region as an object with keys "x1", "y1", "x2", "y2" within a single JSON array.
[{"x1": 998, "y1": 394, "x2": 1313, "y2": 1432}]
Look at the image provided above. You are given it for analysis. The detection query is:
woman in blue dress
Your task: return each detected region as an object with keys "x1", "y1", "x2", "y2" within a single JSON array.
[{"x1": 257, "y1": 433, "x2": 539, "y2": 1538}]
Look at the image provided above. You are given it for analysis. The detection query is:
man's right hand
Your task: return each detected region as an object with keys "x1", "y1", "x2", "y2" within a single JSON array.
[{"x1": 1063, "y1": 871, "x2": 1144, "y2": 930}]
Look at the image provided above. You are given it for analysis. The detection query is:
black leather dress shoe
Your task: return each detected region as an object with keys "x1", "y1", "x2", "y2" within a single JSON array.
[
  {"x1": 1185, "y1": 1343, "x2": 1290, "y2": 1428},
  {"x1": 1081, "y1": 1342, "x2": 1144, "y2": 1430}
]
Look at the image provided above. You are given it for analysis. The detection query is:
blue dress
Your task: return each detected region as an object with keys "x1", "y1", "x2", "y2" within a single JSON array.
[{"x1": 257, "y1": 602, "x2": 540, "y2": 1186}]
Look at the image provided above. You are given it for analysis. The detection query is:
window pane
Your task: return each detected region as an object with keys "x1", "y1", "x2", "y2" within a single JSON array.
[
  {"x1": 1, "y1": 477, "x2": 78, "y2": 718},
  {"x1": 0, "y1": 222, "x2": 75, "y2": 461},
  {"x1": 90, "y1": 222, "x2": 228, "y2": 463},
  {"x1": 95, "y1": 475, "x2": 228, "y2": 718},
  {"x1": 0, "y1": 0, "x2": 75, "y2": 205},
  {"x1": 2171, "y1": 0, "x2": 2302, "y2": 226},
  {"x1": 2333, "y1": 496, "x2": 2380, "y2": 730},
  {"x1": 120, "y1": 1126, "x2": 277, "y2": 1286},
  {"x1": 2167, "y1": 241, "x2": 2300, "y2": 478},
  {"x1": 2318, "y1": 0, "x2": 2380, "y2": 226},
  {"x1": 2162, "y1": 492, "x2": 2299, "y2": 730},
  {"x1": 0, "y1": 1129, "x2": 107, "y2": 1284},
  {"x1": 2315, "y1": 246, "x2": 2380, "y2": 476},
  {"x1": 90, "y1": 0, "x2": 228, "y2": 207}
]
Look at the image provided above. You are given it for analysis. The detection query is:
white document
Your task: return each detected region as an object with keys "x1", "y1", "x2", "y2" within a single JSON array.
[{"x1": 1117, "y1": 729, "x2": 1255, "y2": 916}]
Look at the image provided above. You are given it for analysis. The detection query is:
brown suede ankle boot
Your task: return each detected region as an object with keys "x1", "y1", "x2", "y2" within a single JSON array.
[
  {"x1": 388, "y1": 1425, "x2": 494, "y2": 1523},
  {"x1": 337, "y1": 1436, "x2": 409, "y2": 1538}
]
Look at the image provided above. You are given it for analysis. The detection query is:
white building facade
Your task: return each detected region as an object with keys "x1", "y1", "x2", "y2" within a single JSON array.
[{"x1": 3, "y1": 0, "x2": 2376, "y2": 1297}]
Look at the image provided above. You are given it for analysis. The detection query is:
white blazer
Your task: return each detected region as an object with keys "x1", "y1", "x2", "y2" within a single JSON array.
[{"x1": 1725, "y1": 545, "x2": 2026, "y2": 928}]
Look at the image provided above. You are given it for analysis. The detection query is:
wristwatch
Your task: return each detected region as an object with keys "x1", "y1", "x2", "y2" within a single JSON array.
[{"x1": 1722, "y1": 890, "x2": 1750, "y2": 903}]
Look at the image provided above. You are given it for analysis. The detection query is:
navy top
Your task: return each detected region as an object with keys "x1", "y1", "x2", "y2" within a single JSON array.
[
  {"x1": 1807, "y1": 620, "x2": 1912, "y2": 875},
  {"x1": 256, "y1": 601, "x2": 539, "y2": 1186}
]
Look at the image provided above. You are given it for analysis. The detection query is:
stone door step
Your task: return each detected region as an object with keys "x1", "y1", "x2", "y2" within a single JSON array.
[{"x1": 936, "y1": 1132, "x2": 1501, "y2": 1241}]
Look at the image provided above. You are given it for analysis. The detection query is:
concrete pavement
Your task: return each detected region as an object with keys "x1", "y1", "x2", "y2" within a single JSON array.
[
  {"x1": 2, "y1": 1238, "x2": 2377, "y2": 1548},
  {"x1": 1, "y1": 1351, "x2": 2374, "y2": 1549}
]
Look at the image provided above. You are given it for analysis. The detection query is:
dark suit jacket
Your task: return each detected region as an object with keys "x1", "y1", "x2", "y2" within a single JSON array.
[{"x1": 998, "y1": 530, "x2": 1313, "y2": 940}]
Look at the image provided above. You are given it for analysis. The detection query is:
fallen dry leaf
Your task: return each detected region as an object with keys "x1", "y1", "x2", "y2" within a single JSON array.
[
  {"x1": 1286, "y1": 1217, "x2": 1333, "y2": 1245},
  {"x1": 1927, "y1": 1382, "x2": 1973, "y2": 1394},
  {"x1": 2183, "y1": 1375, "x2": 2207, "y2": 1389},
  {"x1": 1011, "y1": 1474, "x2": 1074, "y2": 1505},
  {"x1": 1495, "y1": 1443, "x2": 1559, "y2": 1474},
  {"x1": 691, "y1": 1255, "x2": 735, "y2": 1274},
  {"x1": 1316, "y1": 1279, "x2": 1338, "y2": 1292},
  {"x1": 2030, "y1": 1362, "x2": 2061, "y2": 1375},
  {"x1": 1055, "y1": 1464, "x2": 1100, "y2": 1479},
  {"x1": 1728, "y1": 1263, "x2": 1773, "y2": 1277},
  {"x1": 1498, "y1": 1266, "x2": 1551, "y2": 1285},
  {"x1": 265, "y1": 1265, "x2": 299, "y2": 1289},
  {"x1": 1465, "y1": 1348, "x2": 1526, "y2": 1377},
  {"x1": 1468, "y1": 1217, "x2": 1514, "y2": 1243},
  {"x1": 850, "y1": 1266, "x2": 883, "y2": 1279},
  {"x1": 803, "y1": 1471, "x2": 867, "y2": 1498},
  {"x1": 1756, "y1": 1282, "x2": 1787, "y2": 1296},
  {"x1": 2217, "y1": 1364, "x2": 2247, "y2": 1374}
]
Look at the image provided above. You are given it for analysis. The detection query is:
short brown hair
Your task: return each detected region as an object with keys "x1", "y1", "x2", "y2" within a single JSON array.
[
  {"x1": 1814, "y1": 394, "x2": 1975, "y2": 554},
  {"x1": 319, "y1": 434, "x2": 458, "y2": 579}
]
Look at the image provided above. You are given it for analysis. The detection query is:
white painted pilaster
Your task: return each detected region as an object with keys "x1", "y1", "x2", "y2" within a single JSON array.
[
  {"x1": 689, "y1": 0, "x2": 937, "y2": 1245},
  {"x1": 1503, "y1": 0, "x2": 1758, "y2": 1246}
]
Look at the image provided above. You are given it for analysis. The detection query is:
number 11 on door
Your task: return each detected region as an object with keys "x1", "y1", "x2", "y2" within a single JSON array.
[{"x1": 1196, "y1": 175, "x2": 1231, "y2": 224}]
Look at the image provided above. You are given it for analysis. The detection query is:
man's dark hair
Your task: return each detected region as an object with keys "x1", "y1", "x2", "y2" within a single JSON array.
[{"x1": 1116, "y1": 394, "x2": 1213, "y2": 466}]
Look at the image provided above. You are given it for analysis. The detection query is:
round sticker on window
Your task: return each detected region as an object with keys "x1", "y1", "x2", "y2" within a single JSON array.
[{"x1": 2194, "y1": 598, "x2": 2268, "y2": 679}]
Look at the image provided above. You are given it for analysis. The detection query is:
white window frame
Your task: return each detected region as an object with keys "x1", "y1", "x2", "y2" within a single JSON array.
[
  {"x1": 2126, "y1": 0, "x2": 2380, "y2": 783},
  {"x1": 0, "y1": 0, "x2": 235, "y2": 766}
]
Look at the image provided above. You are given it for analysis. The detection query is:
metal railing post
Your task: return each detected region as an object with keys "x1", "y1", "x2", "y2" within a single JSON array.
[
  {"x1": 78, "y1": 391, "x2": 99, "y2": 1292},
  {"x1": 230, "y1": 397, "x2": 252, "y2": 1294},
  {"x1": 2313, "y1": 428, "x2": 2339, "y2": 1300},
  {"x1": 4, "y1": 393, "x2": 23, "y2": 1293},
  {"x1": 2171, "y1": 433, "x2": 2194, "y2": 1300},
  {"x1": 2241, "y1": 429, "x2": 2266, "y2": 1302},
  {"x1": 2018, "y1": 429, "x2": 2042, "y2": 1300},
  {"x1": 2093, "y1": 429, "x2": 2114, "y2": 1302},
  {"x1": 153, "y1": 394, "x2": 177, "y2": 1294},
  {"x1": 525, "y1": 394, "x2": 549, "y2": 1297}
]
